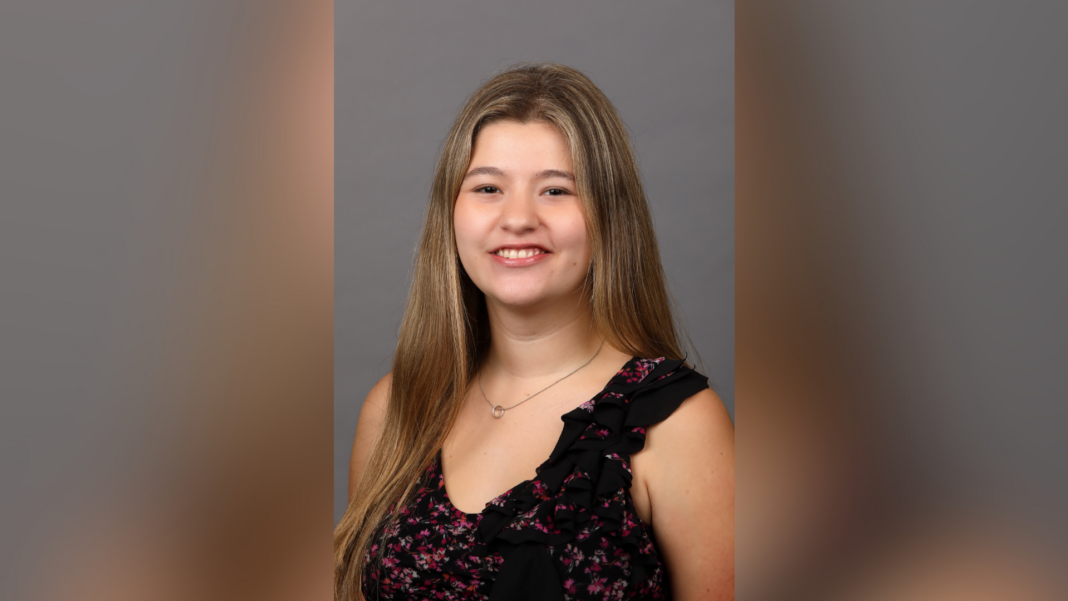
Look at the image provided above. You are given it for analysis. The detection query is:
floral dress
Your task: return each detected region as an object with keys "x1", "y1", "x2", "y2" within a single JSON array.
[{"x1": 362, "y1": 357, "x2": 710, "y2": 601}]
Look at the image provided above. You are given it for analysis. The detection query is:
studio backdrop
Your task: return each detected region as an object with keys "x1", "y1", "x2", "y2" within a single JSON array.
[{"x1": 335, "y1": 0, "x2": 734, "y2": 521}]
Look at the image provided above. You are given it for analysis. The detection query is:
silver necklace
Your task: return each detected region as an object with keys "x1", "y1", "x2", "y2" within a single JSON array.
[{"x1": 479, "y1": 339, "x2": 605, "y2": 419}]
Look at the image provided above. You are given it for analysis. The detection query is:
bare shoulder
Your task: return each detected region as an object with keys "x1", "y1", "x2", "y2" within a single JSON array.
[
  {"x1": 647, "y1": 387, "x2": 734, "y2": 453},
  {"x1": 363, "y1": 372, "x2": 393, "y2": 417},
  {"x1": 636, "y1": 387, "x2": 734, "y2": 600},
  {"x1": 638, "y1": 387, "x2": 734, "y2": 493},
  {"x1": 348, "y1": 373, "x2": 393, "y2": 500}
]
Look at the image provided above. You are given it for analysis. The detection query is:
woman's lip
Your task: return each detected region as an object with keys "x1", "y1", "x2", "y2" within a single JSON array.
[
  {"x1": 491, "y1": 245, "x2": 550, "y2": 252},
  {"x1": 489, "y1": 251, "x2": 551, "y2": 267}
]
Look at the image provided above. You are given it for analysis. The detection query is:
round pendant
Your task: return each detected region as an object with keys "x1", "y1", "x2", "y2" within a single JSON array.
[{"x1": 491, "y1": 405, "x2": 506, "y2": 419}]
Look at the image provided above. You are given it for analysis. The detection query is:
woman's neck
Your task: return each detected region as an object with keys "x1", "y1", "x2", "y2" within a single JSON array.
[{"x1": 483, "y1": 292, "x2": 603, "y2": 381}]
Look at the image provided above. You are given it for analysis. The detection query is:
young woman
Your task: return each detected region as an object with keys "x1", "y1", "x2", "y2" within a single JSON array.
[{"x1": 336, "y1": 64, "x2": 734, "y2": 600}]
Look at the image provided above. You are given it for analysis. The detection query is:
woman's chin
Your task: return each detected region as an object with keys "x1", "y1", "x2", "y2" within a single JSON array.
[
  {"x1": 491, "y1": 293, "x2": 548, "y2": 309},
  {"x1": 485, "y1": 287, "x2": 578, "y2": 311}
]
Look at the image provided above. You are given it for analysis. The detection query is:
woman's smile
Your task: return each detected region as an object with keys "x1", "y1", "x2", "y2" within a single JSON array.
[{"x1": 490, "y1": 244, "x2": 550, "y2": 266}]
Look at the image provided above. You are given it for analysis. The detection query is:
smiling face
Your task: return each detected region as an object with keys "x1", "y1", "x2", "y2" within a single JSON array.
[{"x1": 453, "y1": 120, "x2": 592, "y2": 310}]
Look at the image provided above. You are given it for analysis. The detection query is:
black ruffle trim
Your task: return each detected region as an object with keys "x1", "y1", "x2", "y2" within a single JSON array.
[{"x1": 477, "y1": 357, "x2": 710, "y2": 599}]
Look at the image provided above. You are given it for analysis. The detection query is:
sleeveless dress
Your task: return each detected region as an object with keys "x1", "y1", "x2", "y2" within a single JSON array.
[{"x1": 362, "y1": 356, "x2": 710, "y2": 601}]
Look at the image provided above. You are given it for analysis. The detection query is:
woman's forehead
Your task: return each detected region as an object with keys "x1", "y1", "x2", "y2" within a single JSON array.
[{"x1": 468, "y1": 121, "x2": 573, "y2": 175}]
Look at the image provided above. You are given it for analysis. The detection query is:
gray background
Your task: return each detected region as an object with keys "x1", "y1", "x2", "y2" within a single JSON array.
[
  {"x1": 335, "y1": 1, "x2": 735, "y2": 521},
  {"x1": 3, "y1": 0, "x2": 1068, "y2": 597}
]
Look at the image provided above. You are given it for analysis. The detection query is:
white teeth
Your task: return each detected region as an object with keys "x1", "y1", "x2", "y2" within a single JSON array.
[{"x1": 496, "y1": 248, "x2": 542, "y2": 259}]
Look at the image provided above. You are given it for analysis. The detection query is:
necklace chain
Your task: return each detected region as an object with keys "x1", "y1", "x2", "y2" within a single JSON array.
[{"x1": 479, "y1": 339, "x2": 605, "y2": 419}]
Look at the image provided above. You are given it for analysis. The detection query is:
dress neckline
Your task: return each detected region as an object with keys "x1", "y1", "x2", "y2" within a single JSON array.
[{"x1": 437, "y1": 355, "x2": 644, "y2": 519}]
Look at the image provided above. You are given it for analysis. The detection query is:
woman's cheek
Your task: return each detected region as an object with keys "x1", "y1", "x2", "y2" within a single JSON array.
[
  {"x1": 559, "y1": 220, "x2": 591, "y2": 266},
  {"x1": 453, "y1": 203, "x2": 485, "y2": 281}
]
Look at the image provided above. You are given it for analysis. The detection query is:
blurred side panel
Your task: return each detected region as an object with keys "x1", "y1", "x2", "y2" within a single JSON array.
[
  {"x1": 0, "y1": 1, "x2": 332, "y2": 599},
  {"x1": 738, "y1": 1, "x2": 1068, "y2": 599}
]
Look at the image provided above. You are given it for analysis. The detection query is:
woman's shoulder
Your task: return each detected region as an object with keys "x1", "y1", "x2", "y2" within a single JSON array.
[
  {"x1": 348, "y1": 373, "x2": 393, "y2": 499},
  {"x1": 364, "y1": 372, "x2": 393, "y2": 413},
  {"x1": 631, "y1": 384, "x2": 734, "y2": 597},
  {"x1": 357, "y1": 372, "x2": 392, "y2": 440},
  {"x1": 632, "y1": 383, "x2": 732, "y2": 488},
  {"x1": 631, "y1": 359, "x2": 732, "y2": 472},
  {"x1": 644, "y1": 386, "x2": 733, "y2": 450}
]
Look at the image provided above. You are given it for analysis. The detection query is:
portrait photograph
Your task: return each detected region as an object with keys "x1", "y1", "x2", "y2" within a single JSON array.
[
  {"x1": 6, "y1": 2, "x2": 1068, "y2": 601},
  {"x1": 334, "y1": 1, "x2": 734, "y2": 599}
]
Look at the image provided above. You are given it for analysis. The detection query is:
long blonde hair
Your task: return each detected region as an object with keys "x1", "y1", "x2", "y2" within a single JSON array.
[{"x1": 334, "y1": 63, "x2": 686, "y2": 599}]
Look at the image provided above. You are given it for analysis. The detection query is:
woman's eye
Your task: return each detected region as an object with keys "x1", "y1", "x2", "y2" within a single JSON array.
[
  {"x1": 476, "y1": 186, "x2": 500, "y2": 194},
  {"x1": 544, "y1": 188, "x2": 569, "y2": 196}
]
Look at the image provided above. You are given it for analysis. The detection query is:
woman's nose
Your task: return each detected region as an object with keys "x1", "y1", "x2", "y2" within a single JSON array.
[{"x1": 498, "y1": 193, "x2": 538, "y2": 233}]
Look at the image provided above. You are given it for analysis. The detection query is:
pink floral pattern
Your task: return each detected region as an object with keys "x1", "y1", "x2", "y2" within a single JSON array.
[{"x1": 362, "y1": 357, "x2": 708, "y2": 600}]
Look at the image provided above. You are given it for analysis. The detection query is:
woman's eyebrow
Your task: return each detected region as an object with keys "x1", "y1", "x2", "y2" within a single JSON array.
[
  {"x1": 464, "y1": 166, "x2": 505, "y2": 179},
  {"x1": 535, "y1": 169, "x2": 575, "y2": 181}
]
